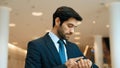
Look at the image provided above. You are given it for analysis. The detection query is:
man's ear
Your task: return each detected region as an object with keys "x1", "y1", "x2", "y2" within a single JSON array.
[{"x1": 55, "y1": 17, "x2": 60, "y2": 26}]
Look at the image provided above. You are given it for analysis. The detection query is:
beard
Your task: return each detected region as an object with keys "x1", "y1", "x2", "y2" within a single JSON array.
[
  {"x1": 57, "y1": 27, "x2": 66, "y2": 40},
  {"x1": 57, "y1": 27, "x2": 72, "y2": 40}
]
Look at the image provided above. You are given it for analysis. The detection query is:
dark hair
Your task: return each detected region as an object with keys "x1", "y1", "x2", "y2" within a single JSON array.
[{"x1": 53, "y1": 6, "x2": 83, "y2": 27}]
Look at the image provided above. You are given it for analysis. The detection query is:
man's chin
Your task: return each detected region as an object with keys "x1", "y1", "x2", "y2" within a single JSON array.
[
  {"x1": 65, "y1": 36, "x2": 70, "y2": 40},
  {"x1": 59, "y1": 35, "x2": 70, "y2": 40},
  {"x1": 60, "y1": 36, "x2": 69, "y2": 40}
]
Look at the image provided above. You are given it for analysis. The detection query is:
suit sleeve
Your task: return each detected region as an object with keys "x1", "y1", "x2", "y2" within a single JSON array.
[
  {"x1": 73, "y1": 43, "x2": 99, "y2": 68},
  {"x1": 25, "y1": 42, "x2": 42, "y2": 68}
]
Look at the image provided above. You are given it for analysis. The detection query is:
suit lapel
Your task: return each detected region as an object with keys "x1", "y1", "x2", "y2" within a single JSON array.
[
  {"x1": 65, "y1": 42, "x2": 72, "y2": 59},
  {"x1": 43, "y1": 33, "x2": 61, "y2": 64},
  {"x1": 65, "y1": 41, "x2": 76, "y2": 59}
]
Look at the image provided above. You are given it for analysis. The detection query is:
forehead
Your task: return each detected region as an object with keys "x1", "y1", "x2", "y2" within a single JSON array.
[{"x1": 65, "y1": 18, "x2": 81, "y2": 26}]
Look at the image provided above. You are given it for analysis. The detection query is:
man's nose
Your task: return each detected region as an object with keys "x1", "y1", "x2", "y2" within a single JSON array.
[{"x1": 70, "y1": 28, "x2": 74, "y2": 34}]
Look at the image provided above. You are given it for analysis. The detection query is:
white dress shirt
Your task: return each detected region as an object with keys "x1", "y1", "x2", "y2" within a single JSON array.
[{"x1": 48, "y1": 32, "x2": 68, "y2": 61}]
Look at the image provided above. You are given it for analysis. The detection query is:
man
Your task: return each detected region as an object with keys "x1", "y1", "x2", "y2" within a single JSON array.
[{"x1": 25, "y1": 6, "x2": 98, "y2": 68}]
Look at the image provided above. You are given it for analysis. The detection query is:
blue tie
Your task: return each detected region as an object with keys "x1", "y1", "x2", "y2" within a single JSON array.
[{"x1": 58, "y1": 39, "x2": 66, "y2": 64}]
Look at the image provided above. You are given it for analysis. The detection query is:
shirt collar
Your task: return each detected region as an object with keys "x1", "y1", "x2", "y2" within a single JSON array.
[
  {"x1": 48, "y1": 32, "x2": 66, "y2": 44},
  {"x1": 49, "y1": 32, "x2": 59, "y2": 45}
]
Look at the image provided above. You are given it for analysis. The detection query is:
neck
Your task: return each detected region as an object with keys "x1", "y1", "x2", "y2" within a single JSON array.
[{"x1": 51, "y1": 27, "x2": 60, "y2": 38}]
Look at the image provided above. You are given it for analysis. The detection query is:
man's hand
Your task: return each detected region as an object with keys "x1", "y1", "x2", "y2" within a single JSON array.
[
  {"x1": 77, "y1": 59, "x2": 92, "y2": 68},
  {"x1": 65, "y1": 57, "x2": 92, "y2": 68}
]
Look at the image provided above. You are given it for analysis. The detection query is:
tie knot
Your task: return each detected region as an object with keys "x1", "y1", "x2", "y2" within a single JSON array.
[{"x1": 58, "y1": 39, "x2": 64, "y2": 45}]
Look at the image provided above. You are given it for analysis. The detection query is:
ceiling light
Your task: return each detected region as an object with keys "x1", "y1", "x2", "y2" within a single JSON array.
[
  {"x1": 105, "y1": 3, "x2": 109, "y2": 8},
  {"x1": 92, "y1": 21, "x2": 96, "y2": 24},
  {"x1": 106, "y1": 25, "x2": 110, "y2": 28},
  {"x1": 9, "y1": 23, "x2": 16, "y2": 27},
  {"x1": 74, "y1": 32, "x2": 80, "y2": 35},
  {"x1": 45, "y1": 30, "x2": 51, "y2": 33},
  {"x1": 74, "y1": 37, "x2": 80, "y2": 40},
  {"x1": 32, "y1": 12, "x2": 43, "y2": 16}
]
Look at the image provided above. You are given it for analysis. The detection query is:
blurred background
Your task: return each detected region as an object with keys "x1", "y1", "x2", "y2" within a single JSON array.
[{"x1": 1, "y1": 0, "x2": 119, "y2": 68}]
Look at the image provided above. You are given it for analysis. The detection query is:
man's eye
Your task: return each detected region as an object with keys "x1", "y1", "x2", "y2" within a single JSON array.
[{"x1": 68, "y1": 24, "x2": 73, "y2": 28}]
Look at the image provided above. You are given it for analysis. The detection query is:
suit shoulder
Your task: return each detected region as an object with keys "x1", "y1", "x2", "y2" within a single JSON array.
[
  {"x1": 28, "y1": 33, "x2": 50, "y2": 46},
  {"x1": 67, "y1": 41, "x2": 80, "y2": 49},
  {"x1": 67, "y1": 41, "x2": 77, "y2": 46},
  {"x1": 30, "y1": 37, "x2": 44, "y2": 43}
]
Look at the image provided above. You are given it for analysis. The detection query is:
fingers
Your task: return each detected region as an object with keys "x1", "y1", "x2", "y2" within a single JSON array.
[
  {"x1": 78, "y1": 59, "x2": 92, "y2": 68},
  {"x1": 87, "y1": 59, "x2": 92, "y2": 67},
  {"x1": 65, "y1": 57, "x2": 92, "y2": 68},
  {"x1": 65, "y1": 57, "x2": 83, "y2": 68},
  {"x1": 78, "y1": 59, "x2": 85, "y2": 68}
]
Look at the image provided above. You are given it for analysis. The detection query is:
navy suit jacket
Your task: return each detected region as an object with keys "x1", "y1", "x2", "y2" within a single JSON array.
[{"x1": 25, "y1": 33, "x2": 98, "y2": 68}]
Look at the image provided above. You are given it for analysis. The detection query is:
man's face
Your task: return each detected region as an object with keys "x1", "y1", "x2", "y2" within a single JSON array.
[{"x1": 57, "y1": 18, "x2": 80, "y2": 40}]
